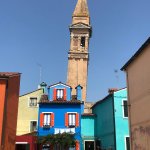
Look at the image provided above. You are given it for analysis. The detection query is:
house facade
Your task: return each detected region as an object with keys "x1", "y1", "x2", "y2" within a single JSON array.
[
  {"x1": 121, "y1": 37, "x2": 150, "y2": 150},
  {"x1": 16, "y1": 87, "x2": 45, "y2": 135},
  {"x1": 38, "y1": 82, "x2": 84, "y2": 149},
  {"x1": 16, "y1": 82, "x2": 46, "y2": 150},
  {"x1": 81, "y1": 114, "x2": 96, "y2": 150},
  {"x1": 92, "y1": 88, "x2": 130, "y2": 150},
  {"x1": 0, "y1": 72, "x2": 21, "y2": 150}
]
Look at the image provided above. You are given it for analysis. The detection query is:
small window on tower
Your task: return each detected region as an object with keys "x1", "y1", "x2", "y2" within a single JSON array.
[{"x1": 80, "y1": 37, "x2": 85, "y2": 47}]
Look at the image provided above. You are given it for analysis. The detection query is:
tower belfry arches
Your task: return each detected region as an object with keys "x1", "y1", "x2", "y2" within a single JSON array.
[{"x1": 67, "y1": 0, "x2": 92, "y2": 101}]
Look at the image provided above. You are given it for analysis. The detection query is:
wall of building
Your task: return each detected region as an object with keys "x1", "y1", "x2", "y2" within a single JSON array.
[
  {"x1": 92, "y1": 95, "x2": 115, "y2": 150},
  {"x1": 17, "y1": 89, "x2": 43, "y2": 135},
  {"x1": 126, "y1": 44, "x2": 150, "y2": 149},
  {"x1": 81, "y1": 115, "x2": 95, "y2": 150},
  {"x1": 0, "y1": 80, "x2": 7, "y2": 148},
  {"x1": 48, "y1": 84, "x2": 71, "y2": 100},
  {"x1": 38, "y1": 103, "x2": 83, "y2": 140},
  {"x1": 0, "y1": 75, "x2": 20, "y2": 150},
  {"x1": 114, "y1": 89, "x2": 129, "y2": 150}
]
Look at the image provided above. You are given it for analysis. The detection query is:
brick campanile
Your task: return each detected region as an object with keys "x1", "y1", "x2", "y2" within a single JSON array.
[{"x1": 67, "y1": 0, "x2": 92, "y2": 101}]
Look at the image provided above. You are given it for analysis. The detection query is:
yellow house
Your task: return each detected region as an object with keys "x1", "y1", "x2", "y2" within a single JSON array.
[{"x1": 16, "y1": 83, "x2": 46, "y2": 135}]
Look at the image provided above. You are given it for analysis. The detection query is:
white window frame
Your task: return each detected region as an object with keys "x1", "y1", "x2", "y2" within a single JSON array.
[
  {"x1": 122, "y1": 99, "x2": 128, "y2": 118},
  {"x1": 42, "y1": 112, "x2": 53, "y2": 126},
  {"x1": 68, "y1": 113, "x2": 76, "y2": 126},
  {"x1": 67, "y1": 112, "x2": 77, "y2": 127},
  {"x1": 29, "y1": 120, "x2": 38, "y2": 132},
  {"x1": 124, "y1": 136, "x2": 130, "y2": 150},
  {"x1": 56, "y1": 89, "x2": 64, "y2": 99}
]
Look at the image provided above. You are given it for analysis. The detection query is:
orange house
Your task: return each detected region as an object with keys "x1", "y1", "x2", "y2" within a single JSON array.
[{"x1": 0, "y1": 72, "x2": 21, "y2": 150}]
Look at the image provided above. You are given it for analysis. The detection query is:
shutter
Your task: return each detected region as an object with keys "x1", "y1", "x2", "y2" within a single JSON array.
[
  {"x1": 76, "y1": 113, "x2": 79, "y2": 127},
  {"x1": 63, "y1": 88, "x2": 67, "y2": 100},
  {"x1": 53, "y1": 88, "x2": 57, "y2": 101},
  {"x1": 51, "y1": 113, "x2": 54, "y2": 126},
  {"x1": 65, "y1": 113, "x2": 69, "y2": 127},
  {"x1": 40, "y1": 113, "x2": 44, "y2": 127},
  {"x1": 75, "y1": 141, "x2": 80, "y2": 150}
]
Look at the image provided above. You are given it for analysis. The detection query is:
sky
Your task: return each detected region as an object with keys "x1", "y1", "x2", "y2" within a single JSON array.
[{"x1": 0, "y1": 0, "x2": 150, "y2": 102}]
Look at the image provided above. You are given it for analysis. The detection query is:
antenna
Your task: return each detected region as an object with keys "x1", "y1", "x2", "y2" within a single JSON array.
[
  {"x1": 114, "y1": 69, "x2": 119, "y2": 85},
  {"x1": 37, "y1": 63, "x2": 42, "y2": 83}
]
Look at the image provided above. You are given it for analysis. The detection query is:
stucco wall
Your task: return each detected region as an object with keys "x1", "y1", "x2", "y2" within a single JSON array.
[
  {"x1": 126, "y1": 44, "x2": 150, "y2": 149},
  {"x1": 16, "y1": 89, "x2": 43, "y2": 135},
  {"x1": 114, "y1": 89, "x2": 129, "y2": 150},
  {"x1": 0, "y1": 75, "x2": 20, "y2": 150},
  {"x1": 92, "y1": 96, "x2": 115, "y2": 149}
]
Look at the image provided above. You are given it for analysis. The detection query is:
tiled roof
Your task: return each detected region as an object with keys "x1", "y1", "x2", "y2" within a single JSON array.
[
  {"x1": 0, "y1": 72, "x2": 21, "y2": 78},
  {"x1": 81, "y1": 113, "x2": 96, "y2": 116},
  {"x1": 39, "y1": 99, "x2": 83, "y2": 104}
]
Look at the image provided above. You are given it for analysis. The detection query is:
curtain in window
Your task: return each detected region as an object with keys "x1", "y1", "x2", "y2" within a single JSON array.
[
  {"x1": 57, "y1": 89, "x2": 64, "y2": 99},
  {"x1": 69, "y1": 114, "x2": 76, "y2": 126},
  {"x1": 44, "y1": 114, "x2": 50, "y2": 125}
]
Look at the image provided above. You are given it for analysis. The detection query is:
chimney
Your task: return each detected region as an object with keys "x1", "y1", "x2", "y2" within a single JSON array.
[{"x1": 108, "y1": 88, "x2": 118, "y2": 94}]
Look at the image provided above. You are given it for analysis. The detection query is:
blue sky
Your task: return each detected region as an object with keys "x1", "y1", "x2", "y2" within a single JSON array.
[{"x1": 0, "y1": 0, "x2": 150, "y2": 102}]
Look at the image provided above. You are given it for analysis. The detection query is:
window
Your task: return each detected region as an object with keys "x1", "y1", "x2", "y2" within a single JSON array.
[
  {"x1": 123, "y1": 100, "x2": 128, "y2": 117},
  {"x1": 68, "y1": 113, "x2": 76, "y2": 127},
  {"x1": 44, "y1": 113, "x2": 51, "y2": 126},
  {"x1": 125, "y1": 137, "x2": 130, "y2": 150},
  {"x1": 30, "y1": 121, "x2": 37, "y2": 132},
  {"x1": 57, "y1": 89, "x2": 64, "y2": 99},
  {"x1": 80, "y1": 37, "x2": 85, "y2": 47},
  {"x1": 53, "y1": 88, "x2": 67, "y2": 101},
  {"x1": 29, "y1": 97, "x2": 37, "y2": 107},
  {"x1": 65, "y1": 113, "x2": 79, "y2": 128},
  {"x1": 40, "y1": 113, "x2": 54, "y2": 128}
]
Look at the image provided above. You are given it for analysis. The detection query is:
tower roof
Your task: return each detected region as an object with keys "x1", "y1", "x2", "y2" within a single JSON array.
[
  {"x1": 73, "y1": 0, "x2": 89, "y2": 17},
  {"x1": 72, "y1": 0, "x2": 90, "y2": 25}
]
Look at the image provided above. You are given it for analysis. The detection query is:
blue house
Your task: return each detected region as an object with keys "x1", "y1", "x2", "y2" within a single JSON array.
[
  {"x1": 92, "y1": 88, "x2": 130, "y2": 150},
  {"x1": 38, "y1": 82, "x2": 84, "y2": 149}
]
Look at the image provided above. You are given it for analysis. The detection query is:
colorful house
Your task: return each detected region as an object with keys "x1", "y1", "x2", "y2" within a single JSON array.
[
  {"x1": 38, "y1": 82, "x2": 84, "y2": 149},
  {"x1": 121, "y1": 37, "x2": 150, "y2": 150},
  {"x1": 16, "y1": 82, "x2": 46, "y2": 150},
  {"x1": 0, "y1": 72, "x2": 21, "y2": 150},
  {"x1": 92, "y1": 88, "x2": 130, "y2": 150},
  {"x1": 81, "y1": 113, "x2": 96, "y2": 150}
]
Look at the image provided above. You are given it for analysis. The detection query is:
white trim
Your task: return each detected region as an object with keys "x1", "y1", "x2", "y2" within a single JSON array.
[
  {"x1": 122, "y1": 99, "x2": 128, "y2": 119},
  {"x1": 50, "y1": 83, "x2": 70, "y2": 88},
  {"x1": 124, "y1": 135, "x2": 130, "y2": 150},
  {"x1": 29, "y1": 120, "x2": 38, "y2": 132},
  {"x1": 16, "y1": 142, "x2": 28, "y2": 144},
  {"x1": 67, "y1": 112, "x2": 77, "y2": 114},
  {"x1": 84, "y1": 140, "x2": 95, "y2": 150},
  {"x1": 114, "y1": 88, "x2": 127, "y2": 94},
  {"x1": 42, "y1": 112, "x2": 53, "y2": 114}
]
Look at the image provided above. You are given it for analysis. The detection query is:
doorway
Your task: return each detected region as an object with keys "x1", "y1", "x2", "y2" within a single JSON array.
[{"x1": 85, "y1": 141, "x2": 95, "y2": 150}]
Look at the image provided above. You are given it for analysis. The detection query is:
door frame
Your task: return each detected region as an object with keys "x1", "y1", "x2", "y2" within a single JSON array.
[{"x1": 84, "y1": 140, "x2": 95, "y2": 150}]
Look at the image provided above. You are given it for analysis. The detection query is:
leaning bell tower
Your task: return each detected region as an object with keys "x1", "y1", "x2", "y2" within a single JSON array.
[{"x1": 67, "y1": 0, "x2": 92, "y2": 101}]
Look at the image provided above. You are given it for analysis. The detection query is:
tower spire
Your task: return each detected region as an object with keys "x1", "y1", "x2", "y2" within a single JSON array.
[{"x1": 72, "y1": 0, "x2": 90, "y2": 25}]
